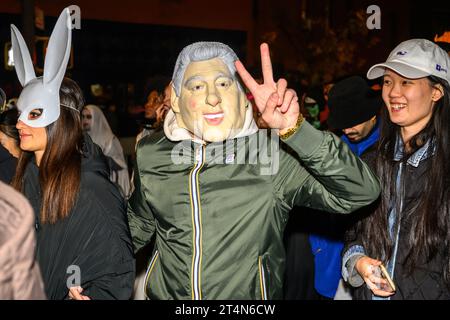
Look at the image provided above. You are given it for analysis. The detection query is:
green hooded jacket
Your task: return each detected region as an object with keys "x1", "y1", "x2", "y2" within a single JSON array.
[{"x1": 128, "y1": 110, "x2": 380, "y2": 300}]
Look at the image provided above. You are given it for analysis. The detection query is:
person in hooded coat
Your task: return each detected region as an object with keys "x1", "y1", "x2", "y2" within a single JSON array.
[
  {"x1": 128, "y1": 41, "x2": 381, "y2": 300},
  {"x1": 12, "y1": 78, "x2": 135, "y2": 300},
  {"x1": 82, "y1": 104, "x2": 131, "y2": 199}
]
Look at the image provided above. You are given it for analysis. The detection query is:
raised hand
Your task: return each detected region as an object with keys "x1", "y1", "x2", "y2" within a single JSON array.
[{"x1": 235, "y1": 43, "x2": 300, "y2": 131}]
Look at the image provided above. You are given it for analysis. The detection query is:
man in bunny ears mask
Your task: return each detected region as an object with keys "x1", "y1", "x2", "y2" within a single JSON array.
[
  {"x1": 11, "y1": 8, "x2": 135, "y2": 300},
  {"x1": 128, "y1": 42, "x2": 380, "y2": 300}
]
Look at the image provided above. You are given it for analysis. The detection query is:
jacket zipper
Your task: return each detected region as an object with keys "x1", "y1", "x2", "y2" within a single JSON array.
[
  {"x1": 258, "y1": 256, "x2": 268, "y2": 300},
  {"x1": 143, "y1": 249, "x2": 159, "y2": 299},
  {"x1": 190, "y1": 145, "x2": 205, "y2": 300},
  {"x1": 390, "y1": 162, "x2": 404, "y2": 279}
]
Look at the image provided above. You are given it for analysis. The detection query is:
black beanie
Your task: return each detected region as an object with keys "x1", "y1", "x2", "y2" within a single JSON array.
[{"x1": 327, "y1": 76, "x2": 382, "y2": 129}]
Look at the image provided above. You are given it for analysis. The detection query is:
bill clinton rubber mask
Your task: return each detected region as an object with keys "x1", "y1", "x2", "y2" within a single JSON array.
[
  {"x1": 170, "y1": 42, "x2": 251, "y2": 143},
  {"x1": 11, "y1": 7, "x2": 73, "y2": 128}
]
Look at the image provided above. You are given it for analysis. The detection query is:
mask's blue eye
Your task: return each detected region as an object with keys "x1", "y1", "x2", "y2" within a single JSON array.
[{"x1": 28, "y1": 108, "x2": 43, "y2": 120}]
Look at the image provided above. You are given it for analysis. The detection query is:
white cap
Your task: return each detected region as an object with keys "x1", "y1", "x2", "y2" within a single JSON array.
[{"x1": 367, "y1": 39, "x2": 450, "y2": 85}]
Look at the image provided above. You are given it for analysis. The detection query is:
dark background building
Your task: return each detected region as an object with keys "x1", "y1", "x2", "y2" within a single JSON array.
[{"x1": 0, "y1": 0, "x2": 449, "y2": 136}]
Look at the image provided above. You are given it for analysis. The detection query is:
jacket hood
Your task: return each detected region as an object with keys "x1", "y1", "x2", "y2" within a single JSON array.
[
  {"x1": 163, "y1": 101, "x2": 259, "y2": 143},
  {"x1": 81, "y1": 133, "x2": 110, "y2": 179}
]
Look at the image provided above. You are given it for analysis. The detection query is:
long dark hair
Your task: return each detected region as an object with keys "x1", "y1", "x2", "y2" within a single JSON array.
[
  {"x1": 359, "y1": 75, "x2": 450, "y2": 284},
  {"x1": 12, "y1": 78, "x2": 84, "y2": 224}
]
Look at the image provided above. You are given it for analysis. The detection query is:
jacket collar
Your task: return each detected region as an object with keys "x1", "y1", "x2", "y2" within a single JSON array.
[{"x1": 393, "y1": 134, "x2": 435, "y2": 167}]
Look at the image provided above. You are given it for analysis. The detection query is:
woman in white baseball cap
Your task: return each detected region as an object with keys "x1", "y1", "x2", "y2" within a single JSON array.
[{"x1": 343, "y1": 39, "x2": 450, "y2": 300}]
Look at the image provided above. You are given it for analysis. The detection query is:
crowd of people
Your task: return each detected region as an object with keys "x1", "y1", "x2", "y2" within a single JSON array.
[{"x1": 0, "y1": 7, "x2": 449, "y2": 300}]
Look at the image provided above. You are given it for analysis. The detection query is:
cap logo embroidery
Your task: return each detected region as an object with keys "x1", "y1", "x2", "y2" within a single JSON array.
[{"x1": 436, "y1": 64, "x2": 448, "y2": 73}]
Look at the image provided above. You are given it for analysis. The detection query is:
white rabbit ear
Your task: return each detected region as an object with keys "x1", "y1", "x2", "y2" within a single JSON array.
[
  {"x1": 43, "y1": 7, "x2": 72, "y2": 88},
  {"x1": 10, "y1": 24, "x2": 36, "y2": 86}
]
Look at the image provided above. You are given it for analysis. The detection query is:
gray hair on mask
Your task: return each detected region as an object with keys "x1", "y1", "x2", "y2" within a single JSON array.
[{"x1": 172, "y1": 41, "x2": 244, "y2": 96}]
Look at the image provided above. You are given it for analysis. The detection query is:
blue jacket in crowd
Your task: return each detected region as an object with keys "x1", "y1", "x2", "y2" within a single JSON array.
[{"x1": 310, "y1": 121, "x2": 380, "y2": 298}]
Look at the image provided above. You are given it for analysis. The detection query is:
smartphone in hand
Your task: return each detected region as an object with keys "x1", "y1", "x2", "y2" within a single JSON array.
[{"x1": 378, "y1": 264, "x2": 396, "y2": 292}]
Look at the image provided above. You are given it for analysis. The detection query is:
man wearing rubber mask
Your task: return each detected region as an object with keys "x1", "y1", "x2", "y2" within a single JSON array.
[
  {"x1": 166, "y1": 42, "x2": 257, "y2": 142},
  {"x1": 128, "y1": 41, "x2": 380, "y2": 300}
]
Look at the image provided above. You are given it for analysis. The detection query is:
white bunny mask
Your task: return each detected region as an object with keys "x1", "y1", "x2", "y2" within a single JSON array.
[{"x1": 11, "y1": 7, "x2": 72, "y2": 128}]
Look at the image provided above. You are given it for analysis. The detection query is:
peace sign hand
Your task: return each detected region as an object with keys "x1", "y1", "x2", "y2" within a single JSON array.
[{"x1": 235, "y1": 43, "x2": 300, "y2": 132}]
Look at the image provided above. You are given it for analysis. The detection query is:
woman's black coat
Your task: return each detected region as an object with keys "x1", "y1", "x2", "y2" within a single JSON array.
[{"x1": 22, "y1": 135, "x2": 135, "y2": 300}]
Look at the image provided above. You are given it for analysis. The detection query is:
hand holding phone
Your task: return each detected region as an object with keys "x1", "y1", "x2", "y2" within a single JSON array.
[
  {"x1": 356, "y1": 256, "x2": 396, "y2": 297},
  {"x1": 379, "y1": 264, "x2": 396, "y2": 292},
  {"x1": 372, "y1": 264, "x2": 396, "y2": 293}
]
